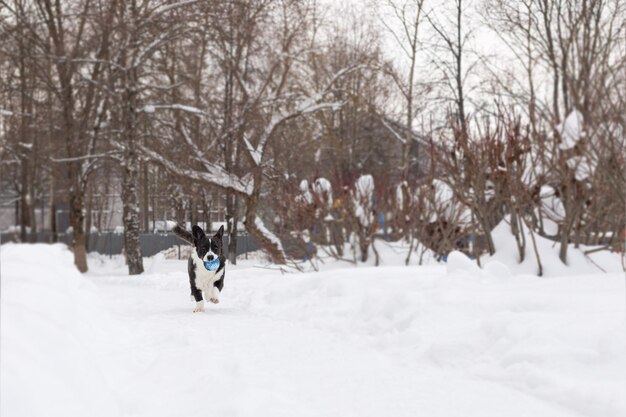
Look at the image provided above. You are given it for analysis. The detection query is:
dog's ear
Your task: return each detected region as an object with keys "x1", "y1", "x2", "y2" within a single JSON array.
[
  {"x1": 214, "y1": 225, "x2": 224, "y2": 240},
  {"x1": 192, "y1": 225, "x2": 205, "y2": 242}
]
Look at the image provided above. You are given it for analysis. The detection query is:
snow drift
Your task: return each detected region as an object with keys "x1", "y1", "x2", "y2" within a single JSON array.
[
  {"x1": 0, "y1": 244, "x2": 120, "y2": 417},
  {"x1": 1, "y1": 243, "x2": 624, "y2": 417}
]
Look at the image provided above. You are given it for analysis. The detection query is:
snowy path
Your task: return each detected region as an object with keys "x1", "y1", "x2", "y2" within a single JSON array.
[
  {"x1": 92, "y1": 266, "x2": 572, "y2": 417},
  {"x1": 2, "y1": 244, "x2": 625, "y2": 417}
]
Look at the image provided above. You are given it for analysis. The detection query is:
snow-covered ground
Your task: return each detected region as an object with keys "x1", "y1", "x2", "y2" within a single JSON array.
[{"x1": 1, "y1": 242, "x2": 625, "y2": 417}]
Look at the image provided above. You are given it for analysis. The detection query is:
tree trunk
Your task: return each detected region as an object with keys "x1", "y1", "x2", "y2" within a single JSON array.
[
  {"x1": 358, "y1": 231, "x2": 369, "y2": 262},
  {"x1": 29, "y1": 129, "x2": 38, "y2": 240},
  {"x1": 121, "y1": 163, "x2": 144, "y2": 275},
  {"x1": 142, "y1": 162, "x2": 150, "y2": 232},
  {"x1": 244, "y1": 214, "x2": 286, "y2": 264},
  {"x1": 18, "y1": 28, "x2": 33, "y2": 243},
  {"x1": 475, "y1": 208, "x2": 495, "y2": 255},
  {"x1": 331, "y1": 218, "x2": 344, "y2": 257},
  {"x1": 226, "y1": 192, "x2": 239, "y2": 264},
  {"x1": 455, "y1": 0, "x2": 466, "y2": 134},
  {"x1": 509, "y1": 209, "x2": 525, "y2": 263},
  {"x1": 49, "y1": 176, "x2": 58, "y2": 243},
  {"x1": 121, "y1": 82, "x2": 144, "y2": 276},
  {"x1": 559, "y1": 225, "x2": 569, "y2": 264},
  {"x1": 69, "y1": 190, "x2": 88, "y2": 273},
  {"x1": 244, "y1": 174, "x2": 286, "y2": 264},
  {"x1": 20, "y1": 161, "x2": 31, "y2": 242},
  {"x1": 228, "y1": 217, "x2": 238, "y2": 264},
  {"x1": 85, "y1": 185, "x2": 93, "y2": 251},
  {"x1": 61, "y1": 92, "x2": 87, "y2": 272}
]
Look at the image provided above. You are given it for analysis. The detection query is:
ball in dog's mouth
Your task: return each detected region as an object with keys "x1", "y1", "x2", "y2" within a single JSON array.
[{"x1": 204, "y1": 258, "x2": 220, "y2": 271}]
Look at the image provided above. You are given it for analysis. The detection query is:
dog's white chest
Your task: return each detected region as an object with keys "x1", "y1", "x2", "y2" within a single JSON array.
[{"x1": 191, "y1": 252, "x2": 223, "y2": 290}]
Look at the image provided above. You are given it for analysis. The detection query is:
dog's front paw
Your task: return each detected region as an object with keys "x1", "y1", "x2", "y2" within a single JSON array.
[
  {"x1": 193, "y1": 302, "x2": 205, "y2": 313},
  {"x1": 209, "y1": 287, "x2": 220, "y2": 304}
]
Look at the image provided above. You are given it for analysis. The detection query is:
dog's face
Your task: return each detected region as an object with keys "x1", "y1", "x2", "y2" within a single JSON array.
[{"x1": 192, "y1": 225, "x2": 224, "y2": 262}]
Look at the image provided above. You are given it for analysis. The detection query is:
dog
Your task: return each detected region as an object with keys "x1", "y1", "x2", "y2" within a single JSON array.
[{"x1": 173, "y1": 224, "x2": 226, "y2": 312}]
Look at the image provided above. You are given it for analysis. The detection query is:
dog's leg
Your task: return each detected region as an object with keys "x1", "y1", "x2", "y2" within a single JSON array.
[
  {"x1": 189, "y1": 259, "x2": 205, "y2": 312},
  {"x1": 209, "y1": 286, "x2": 220, "y2": 304},
  {"x1": 191, "y1": 288, "x2": 204, "y2": 312},
  {"x1": 210, "y1": 271, "x2": 224, "y2": 305}
]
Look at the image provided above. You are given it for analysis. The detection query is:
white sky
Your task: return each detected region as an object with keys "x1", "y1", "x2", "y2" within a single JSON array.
[{"x1": 317, "y1": 0, "x2": 528, "y2": 122}]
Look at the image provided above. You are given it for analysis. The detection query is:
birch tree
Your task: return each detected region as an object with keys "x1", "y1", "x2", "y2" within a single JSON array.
[{"x1": 100, "y1": 0, "x2": 198, "y2": 274}]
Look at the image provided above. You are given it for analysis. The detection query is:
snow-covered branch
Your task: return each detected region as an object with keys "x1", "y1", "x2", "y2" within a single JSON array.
[
  {"x1": 245, "y1": 65, "x2": 362, "y2": 167},
  {"x1": 144, "y1": 0, "x2": 201, "y2": 23},
  {"x1": 138, "y1": 144, "x2": 254, "y2": 196},
  {"x1": 254, "y1": 216, "x2": 285, "y2": 254},
  {"x1": 50, "y1": 151, "x2": 120, "y2": 163},
  {"x1": 133, "y1": 30, "x2": 177, "y2": 69},
  {"x1": 380, "y1": 117, "x2": 406, "y2": 144},
  {"x1": 140, "y1": 103, "x2": 209, "y2": 116}
]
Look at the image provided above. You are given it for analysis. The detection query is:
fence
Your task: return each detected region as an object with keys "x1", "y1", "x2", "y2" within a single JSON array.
[{"x1": 0, "y1": 231, "x2": 258, "y2": 258}]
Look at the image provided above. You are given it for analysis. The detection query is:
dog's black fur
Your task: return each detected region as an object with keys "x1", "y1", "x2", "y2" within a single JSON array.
[{"x1": 173, "y1": 224, "x2": 226, "y2": 311}]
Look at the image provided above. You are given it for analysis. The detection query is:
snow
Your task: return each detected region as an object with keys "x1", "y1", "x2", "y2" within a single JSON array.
[
  {"x1": 1, "y1": 244, "x2": 120, "y2": 417},
  {"x1": 313, "y1": 177, "x2": 333, "y2": 208},
  {"x1": 2, "y1": 242, "x2": 625, "y2": 417},
  {"x1": 566, "y1": 155, "x2": 595, "y2": 181},
  {"x1": 485, "y1": 217, "x2": 623, "y2": 276},
  {"x1": 151, "y1": 219, "x2": 178, "y2": 232},
  {"x1": 485, "y1": 180, "x2": 496, "y2": 201},
  {"x1": 2, "y1": 225, "x2": 31, "y2": 234},
  {"x1": 422, "y1": 179, "x2": 471, "y2": 225},
  {"x1": 244, "y1": 136, "x2": 263, "y2": 166},
  {"x1": 297, "y1": 179, "x2": 313, "y2": 204},
  {"x1": 314, "y1": 148, "x2": 321, "y2": 162},
  {"x1": 558, "y1": 110, "x2": 584, "y2": 150},
  {"x1": 210, "y1": 221, "x2": 246, "y2": 232},
  {"x1": 139, "y1": 143, "x2": 255, "y2": 196},
  {"x1": 254, "y1": 215, "x2": 284, "y2": 253},
  {"x1": 354, "y1": 174, "x2": 374, "y2": 198},
  {"x1": 431, "y1": 179, "x2": 454, "y2": 215},
  {"x1": 540, "y1": 185, "x2": 565, "y2": 222},
  {"x1": 446, "y1": 250, "x2": 482, "y2": 276},
  {"x1": 149, "y1": 221, "x2": 242, "y2": 234},
  {"x1": 141, "y1": 103, "x2": 207, "y2": 116},
  {"x1": 395, "y1": 181, "x2": 408, "y2": 207},
  {"x1": 540, "y1": 185, "x2": 556, "y2": 198},
  {"x1": 353, "y1": 174, "x2": 375, "y2": 227}
]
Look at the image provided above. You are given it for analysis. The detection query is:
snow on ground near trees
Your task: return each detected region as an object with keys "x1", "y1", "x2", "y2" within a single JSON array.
[
  {"x1": 1, "y1": 242, "x2": 625, "y2": 417},
  {"x1": 484, "y1": 219, "x2": 624, "y2": 276}
]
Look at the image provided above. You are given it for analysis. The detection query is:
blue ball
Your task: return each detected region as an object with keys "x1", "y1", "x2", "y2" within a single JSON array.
[{"x1": 204, "y1": 258, "x2": 220, "y2": 271}]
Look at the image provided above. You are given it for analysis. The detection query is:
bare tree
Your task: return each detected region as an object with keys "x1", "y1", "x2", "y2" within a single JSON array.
[
  {"x1": 205, "y1": 0, "x2": 272, "y2": 264},
  {"x1": 0, "y1": 2, "x2": 41, "y2": 242},
  {"x1": 20, "y1": 0, "x2": 117, "y2": 272},
  {"x1": 378, "y1": 0, "x2": 428, "y2": 180},
  {"x1": 142, "y1": 0, "x2": 357, "y2": 264},
  {"x1": 87, "y1": 0, "x2": 200, "y2": 274},
  {"x1": 425, "y1": 0, "x2": 478, "y2": 133}
]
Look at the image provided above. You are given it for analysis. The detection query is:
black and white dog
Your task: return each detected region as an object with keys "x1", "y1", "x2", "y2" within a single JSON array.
[{"x1": 173, "y1": 224, "x2": 226, "y2": 312}]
